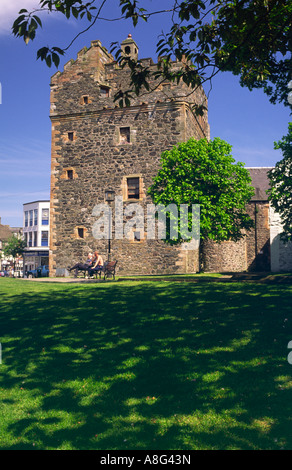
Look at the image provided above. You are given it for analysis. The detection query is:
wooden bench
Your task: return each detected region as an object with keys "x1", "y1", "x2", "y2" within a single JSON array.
[
  {"x1": 73, "y1": 261, "x2": 117, "y2": 280},
  {"x1": 103, "y1": 260, "x2": 117, "y2": 280}
]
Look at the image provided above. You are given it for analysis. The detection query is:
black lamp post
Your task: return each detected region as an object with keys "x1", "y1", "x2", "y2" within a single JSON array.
[{"x1": 104, "y1": 190, "x2": 115, "y2": 261}]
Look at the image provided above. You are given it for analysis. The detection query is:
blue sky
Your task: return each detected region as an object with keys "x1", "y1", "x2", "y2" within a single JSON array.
[{"x1": 0, "y1": 0, "x2": 291, "y2": 227}]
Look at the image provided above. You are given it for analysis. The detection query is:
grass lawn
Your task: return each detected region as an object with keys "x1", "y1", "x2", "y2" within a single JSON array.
[{"x1": 0, "y1": 277, "x2": 291, "y2": 450}]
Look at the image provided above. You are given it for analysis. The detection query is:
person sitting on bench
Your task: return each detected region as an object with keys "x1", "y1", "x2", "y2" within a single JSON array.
[
  {"x1": 88, "y1": 251, "x2": 104, "y2": 277},
  {"x1": 68, "y1": 252, "x2": 93, "y2": 277}
]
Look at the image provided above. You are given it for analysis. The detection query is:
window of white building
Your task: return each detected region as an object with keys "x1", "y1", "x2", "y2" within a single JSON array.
[
  {"x1": 41, "y1": 231, "x2": 49, "y2": 246},
  {"x1": 42, "y1": 209, "x2": 49, "y2": 225}
]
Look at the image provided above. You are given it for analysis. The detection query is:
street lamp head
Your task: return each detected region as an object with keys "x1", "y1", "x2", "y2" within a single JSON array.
[{"x1": 105, "y1": 190, "x2": 115, "y2": 202}]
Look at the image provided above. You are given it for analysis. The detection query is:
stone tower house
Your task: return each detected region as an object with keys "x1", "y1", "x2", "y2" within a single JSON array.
[{"x1": 49, "y1": 36, "x2": 210, "y2": 276}]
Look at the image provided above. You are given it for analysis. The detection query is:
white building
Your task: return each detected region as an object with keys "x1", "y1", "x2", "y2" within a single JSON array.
[
  {"x1": 23, "y1": 201, "x2": 50, "y2": 273},
  {"x1": 270, "y1": 205, "x2": 292, "y2": 272}
]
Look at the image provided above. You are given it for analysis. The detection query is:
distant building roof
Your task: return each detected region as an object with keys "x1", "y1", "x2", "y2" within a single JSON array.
[
  {"x1": 0, "y1": 224, "x2": 13, "y2": 241},
  {"x1": 247, "y1": 167, "x2": 273, "y2": 201},
  {"x1": 23, "y1": 200, "x2": 50, "y2": 206}
]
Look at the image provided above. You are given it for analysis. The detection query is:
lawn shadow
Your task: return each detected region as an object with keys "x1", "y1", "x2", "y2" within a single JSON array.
[{"x1": 0, "y1": 280, "x2": 291, "y2": 449}]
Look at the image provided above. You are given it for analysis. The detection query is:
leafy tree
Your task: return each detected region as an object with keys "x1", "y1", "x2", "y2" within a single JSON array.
[
  {"x1": 148, "y1": 137, "x2": 254, "y2": 268},
  {"x1": 12, "y1": 1, "x2": 292, "y2": 110},
  {"x1": 268, "y1": 123, "x2": 292, "y2": 242},
  {"x1": 3, "y1": 236, "x2": 27, "y2": 276}
]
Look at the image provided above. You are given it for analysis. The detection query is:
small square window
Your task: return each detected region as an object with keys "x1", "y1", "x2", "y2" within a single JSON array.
[
  {"x1": 127, "y1": 177, "x2": 139, "y2": 199},
  {"x1": 120, "y1": 127, "x2": 130, "y2": 144},
  {"x1": 78, "y1": 227, "x2": 84, "y2": 239},
  {"x1": 100, "y1": 86, "x2": 110, "y2": 97},
  {"x1": 67, "y1": 170, "x2": 73, "y2": 180},
  {"x1": 83, "y1": 95, "x2": 89, "y2": 104},
  {"x1": 68, "y1": 132, "x2": 74, "y2": 141},
  {"x1": 134, "y1": 231, "x2": 141, "y2": 242}
]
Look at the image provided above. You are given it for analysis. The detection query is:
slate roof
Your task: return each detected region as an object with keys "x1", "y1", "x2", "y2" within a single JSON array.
[{"x1": 247, "y1": 167, "x2": 273, "y2": 201}]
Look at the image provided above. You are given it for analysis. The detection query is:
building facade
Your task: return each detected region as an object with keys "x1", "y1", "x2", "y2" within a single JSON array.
[
  {"x1": 49, "y1": 36, "x2": 209, "y2": 276},
  {"x1": 203, "y1": 168, "x2": 292, "y2": 273},
  {"x1": 23, "y1": 201, "x2": 50, "y2": 272}
]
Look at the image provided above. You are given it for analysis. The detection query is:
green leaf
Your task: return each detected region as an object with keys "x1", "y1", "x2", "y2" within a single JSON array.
[
  {"x1": 33, "y1": 15, "x2": 42, "y2": 27},
  {"x1": 72, "y1": 7, "x2": 79, "y2": 19},
  {"x1": 45, "y1": 54, "x2": 52, "y2": 67},
  {"x1": 52, "y1": 52, "x2": 60, "y2": 67}
]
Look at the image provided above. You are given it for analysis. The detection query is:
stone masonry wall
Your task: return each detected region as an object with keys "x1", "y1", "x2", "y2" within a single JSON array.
[
  {"x1": 203, "y1": 201, "x2": 271, "y2": 273},
  {"x1": 245, "y1": 202, "x2": 270, "y2": 271},
  {"x1": 203, "y1": 238, "x2": 247, "y2": 273}
]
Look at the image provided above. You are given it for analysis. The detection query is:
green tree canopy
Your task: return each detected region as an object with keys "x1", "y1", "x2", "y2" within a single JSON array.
[
  {"x1": 268, "y1": 123, "x2": 292, "y2": 242},
  {"x1": 148, "y1": 137, "x2": 255, "y2": 245},
  {"x1": 3, "y1": 235, "x2": 26, "y2": 258},
  {"x1": 3, "y1": 236, "x2": 26, "y2": 275},
  {"x1": 12, "y1": 1, "x2": 292, "y2": 110}
]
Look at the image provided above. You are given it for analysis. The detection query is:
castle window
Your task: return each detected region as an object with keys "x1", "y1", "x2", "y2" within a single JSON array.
[
  {"x1": 134, "y1": 231, "x2": 141, "y2": 242},
  {"x1": 61, "y1": 168, "x2": 77, "y2": 180},
  {"x1": 100, "y1": 86, "x2": 110, "y2": 97},
  {"x1": 68, "y1": 132, "x2": 74, "y2": 141},
  {"x1": 82, "y1": 95, "x2": 89, "y2": 104},
  {"x1": 77, "y1": 227, "x2": 84, "y2": 239},
  {"x1": 120, "y1": 127, "x2": 130, "y2": 144},
  {"x1": 73, "y1": 226, "x2": 87, "y2": 240},
  {"x1": 127, "y1": 177, "x2": 140, "y2": 199}
]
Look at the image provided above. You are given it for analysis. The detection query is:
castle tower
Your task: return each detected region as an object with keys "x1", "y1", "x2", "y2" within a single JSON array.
[
  {"x1": 121, "y1": 34, "x2": 139, "y2": 61},
  {"x1": 49, "y1": 36, "x2": 210, "y2": 276}
]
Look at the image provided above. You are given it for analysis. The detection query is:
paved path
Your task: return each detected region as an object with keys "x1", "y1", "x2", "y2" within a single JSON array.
[{"x1": 17, "y1": 272, "x2": 292, "y2": 284}]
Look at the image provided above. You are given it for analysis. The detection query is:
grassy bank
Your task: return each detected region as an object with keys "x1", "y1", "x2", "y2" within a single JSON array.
[{"x1": 0, "y1": 278, "x2": 291, "y2": 450}]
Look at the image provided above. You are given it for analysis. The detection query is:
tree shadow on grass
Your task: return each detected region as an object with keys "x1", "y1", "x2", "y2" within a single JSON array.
[{"x1": 0, "y1": 280, "x2": 291, "y2": 449}]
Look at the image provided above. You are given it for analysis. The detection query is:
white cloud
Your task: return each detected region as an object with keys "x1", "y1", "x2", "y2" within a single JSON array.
[{"x1": 0, "y1": 0, "x2": 41, "y2": 34}]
